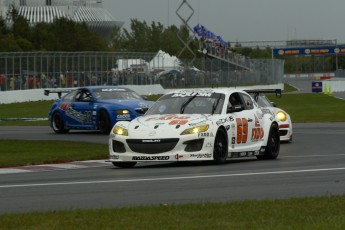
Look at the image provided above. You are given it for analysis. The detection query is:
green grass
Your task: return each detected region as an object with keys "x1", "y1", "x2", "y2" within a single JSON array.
[
  {"x1": 1, "y1": 195, "x2": 345, "y2": 229},
  {"x1": 0, "y1": 140, "x2": 107, "y2": 167},
  {"x1": 267, "y1": 93, "x2": 345, "y2": 122},
  {"x1": 283, "y1": 83, "x2": 298, "y2": 93}
]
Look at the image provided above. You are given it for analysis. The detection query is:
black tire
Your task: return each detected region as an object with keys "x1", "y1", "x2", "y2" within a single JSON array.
[
  {"x1": 99, "y1": 110, "x2": 111, "y2": 134},
  {"x1": 257, "y1": 123, "x2": 280, "y2": 160},
  {"x1": 112, "y1": 162, "x2": 137, "y2": 168},
  {"x1": 213, "y1": 129, "x2": 228, "y2": 164},
  {"x1": 51, "y1": 112, "x2": 69, "y2": 133}
]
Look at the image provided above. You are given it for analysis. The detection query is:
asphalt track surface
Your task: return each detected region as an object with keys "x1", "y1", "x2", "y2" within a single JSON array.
[
  {"x1": 1, "y1": 122, "x2": 345, "y2": 214},
  {"x1": 1, "y1": 78, "x2": 345, "y2": 214}
]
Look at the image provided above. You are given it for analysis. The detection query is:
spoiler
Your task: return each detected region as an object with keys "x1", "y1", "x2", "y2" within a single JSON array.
[
  {"x1": 244, "y1": 89, "x2": 282, "y2": 102},
  {"x1": 44, "y1": 88, "x2": 74, "y2": 99},
  {"x1": 244, "y1": 89, "x2": 282, "y2": 97}
]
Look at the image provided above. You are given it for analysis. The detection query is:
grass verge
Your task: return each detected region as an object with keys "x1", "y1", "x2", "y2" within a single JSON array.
[
  {"x1": 267, "y1": 93, "x2": 345, "y2": 122},
  {"x1": 0, "y1": 140, "x2": 107, "y2": 167},
  {"x1": 1, "y1": 195, "x2": 345, "y2": 229}
]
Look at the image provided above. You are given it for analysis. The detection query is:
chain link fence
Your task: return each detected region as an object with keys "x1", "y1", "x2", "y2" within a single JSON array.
[{"x1": 0, "y1": 52, "x2": 284, "y2": 92}]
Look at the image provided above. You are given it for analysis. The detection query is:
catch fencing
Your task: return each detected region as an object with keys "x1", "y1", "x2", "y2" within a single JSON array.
[{"x1": 0, "y1": 51, "x2": 284, "y2": 91}]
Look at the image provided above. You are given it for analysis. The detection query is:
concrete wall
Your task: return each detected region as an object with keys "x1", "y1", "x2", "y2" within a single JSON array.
[{"x1": 0, "y1": 84, "x2": 284, "y2": 104}]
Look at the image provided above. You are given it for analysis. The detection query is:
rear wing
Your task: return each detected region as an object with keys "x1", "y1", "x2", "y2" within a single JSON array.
[
  {"x1": 44, "y1": 88, "x2": 74, "y2": 99},
  {"x1": 244, "y1": 89, "x2": 282, "y2": 102}
]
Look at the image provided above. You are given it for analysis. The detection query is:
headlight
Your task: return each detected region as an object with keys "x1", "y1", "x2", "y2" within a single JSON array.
[
  {"x1": 112, "y1": 125, "x2": 128, "y2": 136},
  {"x1": 115, "y1": 110, "x2": 130, "y2": 115},
  {"x1": 276, "y1": 111, "x2": 287, "y2": 121},
  {"x1": 180, "y1": 124, "x2": 209, "y2": 135}
]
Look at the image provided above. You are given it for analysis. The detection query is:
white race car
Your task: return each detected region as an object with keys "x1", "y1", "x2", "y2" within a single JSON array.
[
  {"x1": 250, "y1": 92, "x2": 292, "y2": 142},
  {"x1": 109, "y1": 88, "x2": 281, "y2": 168}
]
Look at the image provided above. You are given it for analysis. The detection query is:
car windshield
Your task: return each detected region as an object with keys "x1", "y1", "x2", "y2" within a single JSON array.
[
  {"x1": 92, "y1": 88, "x2": 143, "y2": 100},
  {"x1": 146, "y1": 92, "x2": 225, "y2": 115}
]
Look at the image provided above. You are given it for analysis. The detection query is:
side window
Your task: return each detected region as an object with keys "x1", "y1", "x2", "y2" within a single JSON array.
[
  {"x1": 75, "y1": 90, "x2": 93, "y2": 102},
  {"x1": 240, "y1": 93, "x2": 254, "y2": 110},
  {"x1": 63, "y1": 90, "x2": 77, "y2": 102},
  {"x1": 228, "y1": 93, "x2": 243, "y2": 107}
]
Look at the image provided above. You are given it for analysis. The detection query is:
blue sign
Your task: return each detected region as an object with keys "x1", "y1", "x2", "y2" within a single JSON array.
[
  {"x1": 273, "y1": 46, "x2": 345, "y2": 56},
  {"x1": 312, "y1": 81, "x2": 323, "y2": 93}
]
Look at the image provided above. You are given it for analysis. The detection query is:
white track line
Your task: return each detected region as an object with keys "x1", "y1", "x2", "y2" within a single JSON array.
[{"x1": 1, "y1": 167, "x2": 345, "y2": 189}]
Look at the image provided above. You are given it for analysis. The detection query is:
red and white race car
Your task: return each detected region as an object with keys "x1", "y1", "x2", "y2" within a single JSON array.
[{"x1": 108, "y1": 88, "x2": 281, "y2": 168}]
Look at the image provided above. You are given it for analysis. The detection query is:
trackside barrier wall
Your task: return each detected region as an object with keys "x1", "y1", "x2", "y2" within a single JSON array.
[{"x1": 0, "y1": 83, "x2": 284, "y2": 104}]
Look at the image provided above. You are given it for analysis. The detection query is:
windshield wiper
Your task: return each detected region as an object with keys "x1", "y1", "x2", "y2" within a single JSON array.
[{"x1": 180, "y1": 94, "x2": 197, "y2": 114}]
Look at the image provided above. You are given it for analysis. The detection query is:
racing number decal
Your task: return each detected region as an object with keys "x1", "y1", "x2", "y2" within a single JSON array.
[
  {"x1": 236, "y1": 118, "x2": 248, "y2": 144},
  {"x1": 169, "y1": 119, "x2": 188, "y2": 125}
]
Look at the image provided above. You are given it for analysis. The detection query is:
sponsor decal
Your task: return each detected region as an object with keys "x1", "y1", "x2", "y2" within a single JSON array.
[
  {"x1": 198, "y1": 132, "x2": 214, "y2": 137},
  {"x1": 101, "y1": 88, "x2": 126, "y2": 92},
  {"x1": 190, "y1": 153, "x2": 212, "y2": 159},
  {"x1": 254, "y1": 115, "x2": 260, "y2": 127},
  {"x1": 251, "y1": 127, "x2": 264, "y2": 142},
  {"x1": 206, "y1": 142, "x2": 213, "y2": 147},
  {"x1": 231, "y1": 137, "x2": 236, "y2": 145},
  {"x1": 60, "y1": 103, "x2": 92, "y2": 123},
  {"x1": 132, "y1": 156, "x2": 170, "y2": 161},
  {"x1": 146, "y1": 115, "x2": 190, "y2": 126},
  {"x1": 216, "y1": 117, "x2": 232, "y2": 126},
  {"x1": 117, "y1": 114, "x2": 131, "y2": 120},
  {"x1": 175, "y1": 154, "x2": 183, "y2": 160},
  {"x1": 110, "y1": 155, "x2": 120, "y2": 160},
  {"x1": 240, "y1": 152, "x2": 247, "y2": 157},
  {"x1": 142, "y1": 139, "x2": 160, "y2": 143},
  {"x1": 171, "y1": 91, "x2": 213, "y2": 98},
  {"x1": 138, "y1": 102, "x2": 150, "y2": 108},
  {"x1": 225, "y1": 125, "x2": 230, "y2": 130}
]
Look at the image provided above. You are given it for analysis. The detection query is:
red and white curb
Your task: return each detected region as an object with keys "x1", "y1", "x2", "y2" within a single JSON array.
[{"x1": 0, "y1": 160, "x2": 111, "y2": 174}]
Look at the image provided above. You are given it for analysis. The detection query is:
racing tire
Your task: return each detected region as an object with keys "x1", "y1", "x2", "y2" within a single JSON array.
[
  {"x1": 213, "y1": 129, "x2": 228, "y2": 164},
  {"x1": 99, "y1": 111, "x2": 111, "y2": 134},
  {"x1": 112, "y1": 162, "x2": 137, "y2": 168},
  {"x1": 257, "y1": 123, "x2": 280, "y2": 160},
  {"x1": 51, "y1": 112, "x2": 69, "y2": 134}
]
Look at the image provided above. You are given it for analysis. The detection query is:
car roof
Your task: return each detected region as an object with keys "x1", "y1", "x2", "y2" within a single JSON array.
[{"x1": 167, "y1": 88, "x2": 248, "y2": 95}]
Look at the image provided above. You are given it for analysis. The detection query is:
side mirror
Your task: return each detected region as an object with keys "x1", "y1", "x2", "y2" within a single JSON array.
[{"x1": 227, "y1": 105, "x2": 244, "y2": 113}]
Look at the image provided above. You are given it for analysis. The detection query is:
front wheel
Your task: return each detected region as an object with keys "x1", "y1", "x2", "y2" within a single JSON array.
[
  {"x1": 51, "y1": 112, "x2": 69, "y2": 134},
  {"x1": 112, "y1": 162, "x2": 137, "y2": 168},
  {"x1": 257, "y1": 123, "x2": 280, "y2": 160},
  {"x1": 213, "y1": 129, "x2": 228, "y2": 164},
  {"x1": 99, "y1": 111, "x2": 111, "y2": 134}
]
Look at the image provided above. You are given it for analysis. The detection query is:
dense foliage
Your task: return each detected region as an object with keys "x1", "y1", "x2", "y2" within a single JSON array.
[{"x1": 1, "y1": 5, "x2": 342, "y2": 73}]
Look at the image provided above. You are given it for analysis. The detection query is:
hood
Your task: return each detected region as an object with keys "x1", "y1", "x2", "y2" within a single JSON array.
[
  {"x1": 126, "y1": 114, "x2": 213, "y2": 138},
  {"x1": 98, "y1": 99, "x2": 153, "y2": 109}
]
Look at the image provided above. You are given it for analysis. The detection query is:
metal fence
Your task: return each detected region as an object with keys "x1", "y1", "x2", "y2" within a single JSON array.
[{"x1": 0, "y1": 51, "x2": 284, "y2": 91}]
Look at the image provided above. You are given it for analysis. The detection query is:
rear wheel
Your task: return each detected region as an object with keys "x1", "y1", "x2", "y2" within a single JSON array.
[
  {"x1": 257, "y1": 123, "x2": 280, "y2": 160},
  {"x1": 99, "y1": 111, "x2": 111, "y2": 134},
  {"x1": 112, "y1": 162, "x2": 137, "y2": 168},
  {"x1": 51, "y1": 112, "x2": 69, "y2": 133},
  {"x1": 213, "y1": 129, "x2": 228, "y2": 164}
]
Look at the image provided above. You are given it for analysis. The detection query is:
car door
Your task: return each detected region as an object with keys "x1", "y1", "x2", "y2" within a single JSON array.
[
  {"x1": 67, "y1": 89, "x2": 95, "y2": 128},
  {"x1": 227, "y1": 92, "x2": 264, "y2": 152}
]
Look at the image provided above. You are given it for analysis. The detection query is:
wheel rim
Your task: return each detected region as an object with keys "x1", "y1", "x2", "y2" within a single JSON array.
[
  {"x1": 214, "y1": 132, "x2": 227, "y2": 160},
  {"x1": 53, "y1": 115, "x2": 61, "y2": 130}
]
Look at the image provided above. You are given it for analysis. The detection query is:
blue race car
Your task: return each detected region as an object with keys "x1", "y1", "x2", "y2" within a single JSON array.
[{"x1": 45, "y1": 86, "x2": 154, "y2": 134}]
